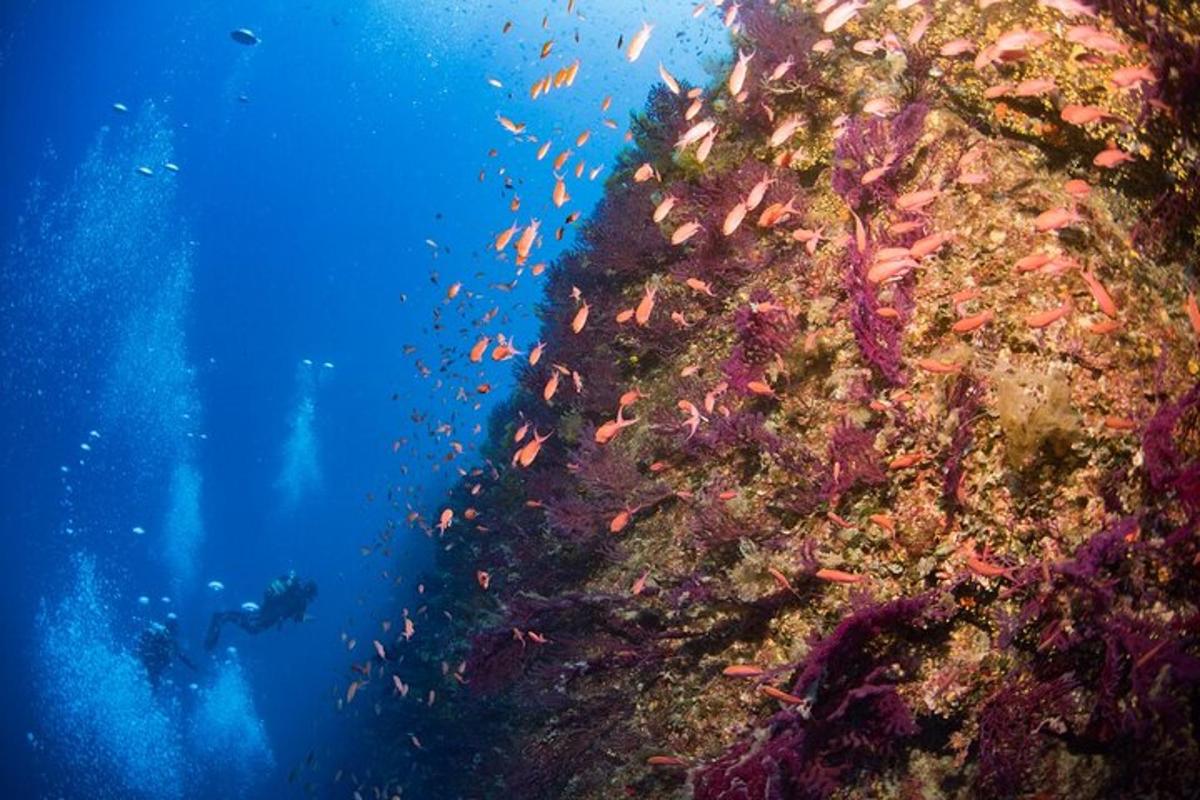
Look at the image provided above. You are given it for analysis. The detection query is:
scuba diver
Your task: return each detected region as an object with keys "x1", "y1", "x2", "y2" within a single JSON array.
[
  {"x1": 137, "y1": 613, "x2": 197, "y2": 687},
  {"x1": 205, "y1": 570, "x2": 318, "y2": 650}
]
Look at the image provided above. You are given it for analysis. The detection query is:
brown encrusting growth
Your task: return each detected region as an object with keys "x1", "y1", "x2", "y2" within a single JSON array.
[{"x1": 362, "y1": 2, "x2": 1200, "y2": 798}]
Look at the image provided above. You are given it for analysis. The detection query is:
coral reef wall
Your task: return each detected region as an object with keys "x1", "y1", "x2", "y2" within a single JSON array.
[{"x1": 361, "y1": 1, "x2": 1200, "y2": 798}]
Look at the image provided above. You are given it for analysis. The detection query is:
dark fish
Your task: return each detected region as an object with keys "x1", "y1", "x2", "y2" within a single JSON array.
[{"x1": 230, "y1": 28, "x2": 259, "y2": 45}]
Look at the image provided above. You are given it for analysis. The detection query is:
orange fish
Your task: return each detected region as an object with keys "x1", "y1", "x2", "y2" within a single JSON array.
[
  {"x1": 595, "y1": 404, "x2": 638, "y2": 444},
  {"x1": 895, "y1": 188, "x2": 940, "y2": 211},
  {"x1": 1093, "y1": 147, "x2": 1134, "y2": 168},
  {"x1": 814, "y1": 567, "x2": 865, "y2": 584},
  {"x1": 722, "y1": 664, "x2": 765, "y2": 678},
  {"x1": 723, "y1": 201, "x2": 748, "y2": 235},
  {"x1": 685, "y1": 277, "x2": 714, "y2": 296},
  {"x1": 515, "y1": 219, "x2": 540, "y2": 261},
  {"x1": 671, "y1": 221, "x2": 702, "y2": 245},
  {"x1": 653, "y1": 194, "x2": 678, "y2": 223},
  {"x1": 727, "y1": 49, "x2": 754, "y2": 97},
  {"x1": 437, "y1": 507, "x2": 454, "y2": 534},
  {"x1": 1060, "y1": 104, "x2": 1112, "y2": 125},
  {"x1": 631, "y1": 569, "x2": 651, "y2": 595},
  {"x1": 529, "y1": 341, "x2": 545, "y2": 365},
  {"x1": 494, "y1": 221, "x2": 520, "y2": 251},
  {"x1": 952, "y1": 309, "x2": 994, "y2": 333},
  {"x1": 635, "y1": 285, "x2": 657, "y2": 326},
  {"x1": 476, "y1": 570, "x2": 490, "y2": 590},
  {"x1": 760, "y1": 685, "x2": 805, "y2": 705},
  {"x1": 1025, "y1": 297, "x2": 1072, "y2": 328},
  {"x1": 646, "y1": 756, "x2": 688, "y2": 767},
  {"x1": 1079, "y1": 270, "x2": 1118, "y2": 317},
  {"x1": 495, "y1": 114, "x2": 525, "y2": 134},
  {"x1": 1034, "y1": 206, "x2": 1080, "y2": 231},
  {"x1": 515, "y1": 428, "x2": 552, "y2": 468},
  {"x1": 1187, "y1": 293, "x2": 1200, "y2": 337},
  {"x1": 609, "y1": 509, "x2": 631, "y2": 533},
  {"x1": 571, "y1": 302, "x2": 590, "y2": 334},
  {"x1": 469, "y1": 337, "x2": 490, "y2": 363},
  {"x1": 658, "y1": 62, "x2": 680, "y2": 95},
  {"x1": 543, "y1": 370, "x2": 560, "y2": 402},
  {"x1": 552, "y1": 174, "x2": 570, "y2": 208},
  {"x1": 626, "y1": 22, "x2": 653, "y2": 63},
  {"x1": 916, "y1": 357, "x2": 962, "y2": 374}
]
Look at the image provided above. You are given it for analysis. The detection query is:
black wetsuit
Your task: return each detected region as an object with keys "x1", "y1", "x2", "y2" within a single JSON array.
[
  {"x1": 204, "y1": 574, "x2": 315, "y2": 650},
  {"x1": 137, "y1": 622, "x2": 197, "y2": 686}
]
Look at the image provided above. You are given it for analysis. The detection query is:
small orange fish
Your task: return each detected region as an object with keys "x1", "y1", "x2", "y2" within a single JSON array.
[
  {"x1": 646, "y1": 755, "x2": 687, "y2": 767},
  {"x1": 1060, "y1": 104, "x2": 1112, "y2": 125},
  {"x1": 496, "y1": 113, "x2": 525, "y2": 134},
  {"x1": 635, "y1": 285, "x2": 657, "y2": 325},
  {"x1": 543, "y1": 370, "x2": 560, "y2": 402},
  {"x1": 916, "y1": 357, "x2": 962, "y2": 374},
  {"x1": 653, "y1": 194, "x2": 678, "y2": 223},
  {"x1": 760, "y1": 685, "x2": 805, "y2": 705},
  {"x1": 631, "y1": 569, "x2": 651, "y2": 596},
  {"x1": 529, "y1": 341, "x2": 545, "y2": 366},
  {"x1": 1034, "y1": 206, "x2": 1080, "y2": 232},
  {"x1": 727, "y1": 49, "x2": 754, "y2": 97},
  {"x1": 888, "y1": 452, "x2": 925, "y2": 470},
  {"x1": 469, "y1": 336, "x2": 490, "y2": 363},
  {"x1": 671, "y1": 221, "x2": 702, "y2": 245},
  {"x1": 571, "y1": 302, "x2": 590, "y2": 334},
  {"x1": 722, "y1": 664, "x2": 765, "y2": 678},
  {"x1": 895, "y1": 188, "x2": 940, "y2": 211},
  {"x1": 515, "y1": 428, "x2": 552, "y2": 468},
  {"x1": 868, "y1": 513, "x2": 895, "y2": 534},
  {"x1": 814, "y1": 567, "x2": 865, "y2": 584},
  {"x1": 494, "y1": 221, "x2": 520, "y2": 251},
  {"x1": 1094, "y1": 147, "x2": 1134, "y2": 168},
  {"x1": 609, "y1": 509, "x2": 631, "y2": 533},
  {"x1": 476, "y1": 570, "x2": 490, "y2": 590},
  {"x1": 723, "y1": 201, "x2": 748, "y2": 235},
  {"x1": 1025, "y1": 297, "x2": 1072, "y2": 328},
  {"x1": 626, "y1": 22, "x2": 653, "y2": 63},
  {"x1": 658, "y1": 62, "x2": 680, "y2": 95},
  {"x1": 1064, "y1": 178, "x2": 1091, "y2": 198},
  {"x1": 684, "y1": 277, "x2": 714, "y2": 296},
  {"x1": 437, "y1": 507, "x2": 454, "y2": 534},
  {"x1": 952, "y1": 309, "x2": 994, "y2": 333},
  {"x1": 1187, "y1": 293, "x2": 1200, "y2": 337},
  {"x1": 1079, "y1": 270, "x2": 1117, "y2": 317}
]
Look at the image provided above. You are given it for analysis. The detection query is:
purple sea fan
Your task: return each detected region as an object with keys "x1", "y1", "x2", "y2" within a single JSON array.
[
  {"x1": 693, "y1": 594, "x2": 940, "y2": 800},
  {"x1": 974, "y1": 672, "x2": 1079, "y2": 799},
  {"x1": 831, "y1": 102, "x2": 929, "y2": 210},
  {"x1": 844, "y1": 236, "x2": 906, "y2": 386},
  {"x1": 823, "y1": 417, "x2": 886, "y2": 501},
  {"x1": 1141, "y1": 380, "x2": 1200, "y2": 516}
]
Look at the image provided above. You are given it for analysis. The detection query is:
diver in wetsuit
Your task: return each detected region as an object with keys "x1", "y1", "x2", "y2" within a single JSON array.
[
  {"x1": 204, "y1": 570, "x2": 318, "y2": 650},
  {"x1": 137, "y1": 614, "x2": 197, "y2": 686}
]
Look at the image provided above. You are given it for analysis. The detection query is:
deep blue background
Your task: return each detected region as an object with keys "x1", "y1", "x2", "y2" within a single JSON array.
[{"x1": 0, "y1": 1, "x2": 725, "y2": 795}]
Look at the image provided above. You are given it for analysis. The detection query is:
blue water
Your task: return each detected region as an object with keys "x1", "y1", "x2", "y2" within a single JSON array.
[{"x1": 0, "y1": 1, "x2": 724, "y2": 796}]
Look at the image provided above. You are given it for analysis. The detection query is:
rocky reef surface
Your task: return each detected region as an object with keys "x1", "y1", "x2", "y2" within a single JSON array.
[{"x1": 364, "y1": 1, "x2": 1200, "y2": 797}]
